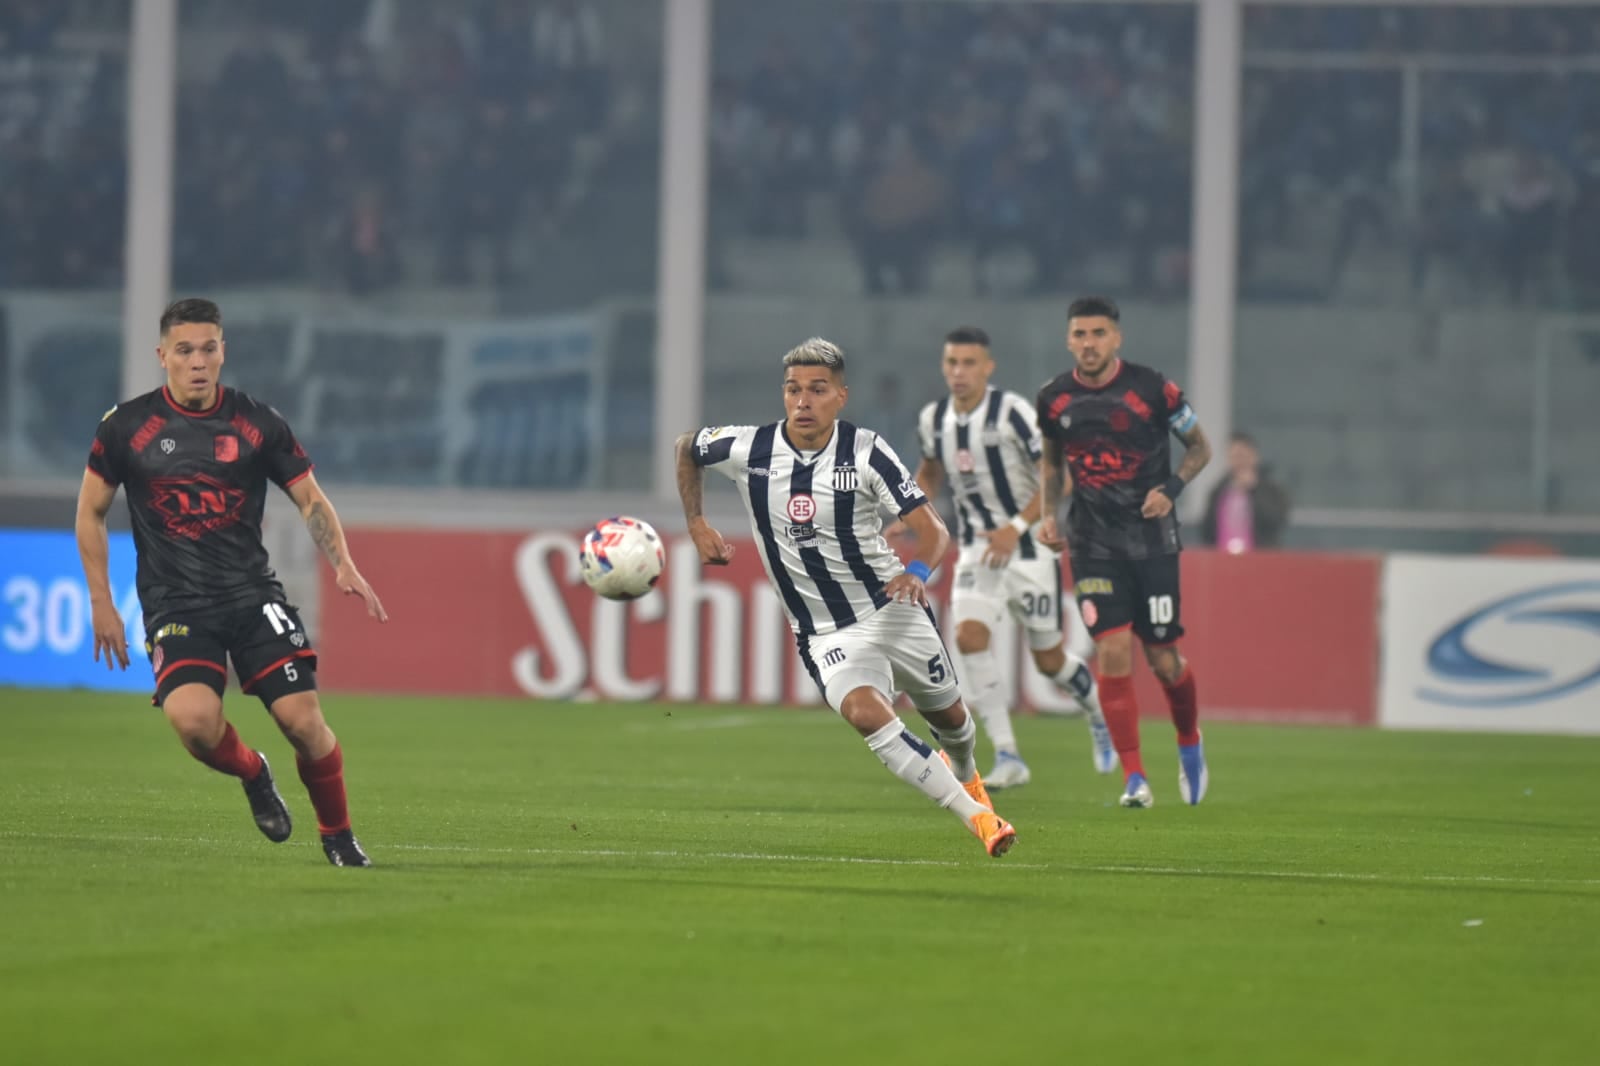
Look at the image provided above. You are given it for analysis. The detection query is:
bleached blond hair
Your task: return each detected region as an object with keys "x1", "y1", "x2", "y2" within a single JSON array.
[{"x1": 781, "y1": 337, "x2": 846, "y2": 376}]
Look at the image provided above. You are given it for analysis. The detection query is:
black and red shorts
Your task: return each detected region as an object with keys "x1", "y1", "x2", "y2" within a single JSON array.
[
  {"x1": 145, "y1": 602, "x2": 318, "y2": 708},
  {"x1": 1069, "y1": 553, "x2": 1185, "y2": 646}
]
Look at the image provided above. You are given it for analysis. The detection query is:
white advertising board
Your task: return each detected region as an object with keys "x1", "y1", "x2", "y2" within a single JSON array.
[{"x1": 1381, "y1": 554, "x2": 1600, "y2": 735}]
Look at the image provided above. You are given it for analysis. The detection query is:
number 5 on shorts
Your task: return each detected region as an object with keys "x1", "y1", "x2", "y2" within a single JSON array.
[{"x1": 927, "y1": 654, "x2": 947, "y2": 684}]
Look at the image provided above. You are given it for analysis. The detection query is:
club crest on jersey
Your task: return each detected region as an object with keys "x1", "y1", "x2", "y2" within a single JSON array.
[
  {"x1": 955, "y1": 449, "x2": 976, "y2": 474},
  {"x1": 1058, "y1": 415, "x2": 1072, "y2": 429},
  {"x1": 832, "y1": 466, "x2": 857, "y2": 491},
  {"x1": 214, "y1": 435, "x2": 239, "y2": 462},
  {"x1": 160, "y1": 438, "x2": 176, "y2": 454}
]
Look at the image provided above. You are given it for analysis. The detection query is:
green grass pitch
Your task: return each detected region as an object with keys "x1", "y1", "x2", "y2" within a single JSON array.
[{"x1": 2, "y1": 690, "x2": 1596, "y2": 1064}]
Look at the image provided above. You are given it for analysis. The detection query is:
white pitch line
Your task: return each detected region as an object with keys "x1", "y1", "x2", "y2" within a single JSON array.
[
  {"x1": 3, "y1": 831, "x2": 1598, "y2": 886},
  {"x1": 626, "y1": 711, "x2": 837, "y2": 733}
]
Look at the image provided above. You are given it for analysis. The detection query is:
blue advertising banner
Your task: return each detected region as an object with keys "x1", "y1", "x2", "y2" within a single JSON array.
[{"x1": 0, "y1": 529, "x2": 148, "y2": 692}]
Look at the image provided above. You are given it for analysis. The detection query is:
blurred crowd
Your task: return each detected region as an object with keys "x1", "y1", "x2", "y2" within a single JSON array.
[
  {"x1": 1, "y1": 0, "x2": 632, "y2": 295},
  {"x1": 2, "y1": 1, "x2": 1598, "y2": 306},
  {"x1": 710, "y1": 3, "x2": 1194, "y2": 298},
  {"x1": 710, "y1": 2, "x2": 1600, "y2": 303}
]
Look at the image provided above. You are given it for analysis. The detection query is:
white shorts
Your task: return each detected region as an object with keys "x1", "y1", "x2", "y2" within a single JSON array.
[
  {"x1": 950, "y1": 545, "x2": 1067, "y2": 652},
  {"x1": 797, "y1": 601, "x2": 962, "y2": 714}
]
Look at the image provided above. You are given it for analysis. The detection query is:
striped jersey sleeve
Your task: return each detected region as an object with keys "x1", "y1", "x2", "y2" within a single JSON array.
[
  {"x1": 1002, "y1": 390, "x2": 1044, "y2": 461},
  {"x1": 866, "y1": 434, "x2": 928, "y2": 517},
  {"x1": 916, "y1": 400, "x2": 941, "y2": 462},
  {"x1": 690, "y1": 425, "x2": 756, "y2": 477}
]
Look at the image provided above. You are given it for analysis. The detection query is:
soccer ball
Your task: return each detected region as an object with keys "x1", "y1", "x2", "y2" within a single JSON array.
[{"x1": 579, "y1": 516, "x2": 665, "y2": 601}]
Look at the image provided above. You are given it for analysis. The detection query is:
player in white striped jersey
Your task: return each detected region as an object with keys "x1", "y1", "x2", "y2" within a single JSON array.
[
  {"x1": 910, "y1": 327, "x2": 1116, "y2": 789},
  {"x1": 674, "y1": 338, "x2": 1018, "y2": 857}
]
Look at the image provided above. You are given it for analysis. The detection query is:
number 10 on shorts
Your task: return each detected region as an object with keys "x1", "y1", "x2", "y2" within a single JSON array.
[{"x1": 1147, "y1": 595, "x2": 1174, "y2": 625}]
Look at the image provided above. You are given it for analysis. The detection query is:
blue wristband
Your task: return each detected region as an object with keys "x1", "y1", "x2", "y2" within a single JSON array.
[{"x1": 905, "y1": 560, "x2": 932, "y2": 582}]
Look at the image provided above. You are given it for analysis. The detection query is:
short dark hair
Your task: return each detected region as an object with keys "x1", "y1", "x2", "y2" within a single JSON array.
[
  {"x1": 160, "y1": 298, "x2": 222, "y2": 336},
  {"x1": 1067, "y1": 296, "x2": 1120, "y2": 323},
  {"x1": 1231, "y1": 430, "x2": 1258, "y2": 448},
  {"x1": 944, "y1": 325, "x2": 991, "y2": 348}
]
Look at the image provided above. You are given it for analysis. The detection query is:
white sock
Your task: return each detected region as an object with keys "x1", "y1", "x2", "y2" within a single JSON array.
[
  {"x1": 865, "y1": 718, "x2": 986, "y2": 821},
  {"x1": 960, "y1": 649, "x2": 1018, "y2": 755},
  {"x1": 928, "y1": 709, "x2": 979, "y2": 784},
  {"x1": 1053, "y1": 653, "x2": 1106, "y2": 722}
]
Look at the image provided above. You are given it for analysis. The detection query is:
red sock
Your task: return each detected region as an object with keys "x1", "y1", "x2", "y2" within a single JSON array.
[
  {"x1": 1097, "y1": 673, "x2": 1145, "y2": 779},
  {"x1": 297, "y1": 743, "x2": 351, "y2": 835},
  {"x1": 1163, "y1": 667, "x2": 1200, "y2": 746},
  {"x1": 192, "y1": 723, "x2": 263, "y2": 780}
]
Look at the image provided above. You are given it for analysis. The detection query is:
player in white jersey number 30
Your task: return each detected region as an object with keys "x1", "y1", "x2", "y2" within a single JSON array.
[
  {"x1": 907, "y1": 327, "x2": 1117, "y2": 789},
  {"x1": 675, "y1": 338, "x2": 1018, "y2": 857}
]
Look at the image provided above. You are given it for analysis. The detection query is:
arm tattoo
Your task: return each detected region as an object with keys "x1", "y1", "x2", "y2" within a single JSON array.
[
  {"x1": 1175, "y1": 425, "x2": 1213, "y2": 486},
  {"x1": 1039, "y1": 449, "x2": 1064, "y2": 516},
  {"x1": 306, "y1": 500, "x2": 342, "y2": 568},
  {"x1": 675, "y1": 434, "x2": 704, "y2": 521}
]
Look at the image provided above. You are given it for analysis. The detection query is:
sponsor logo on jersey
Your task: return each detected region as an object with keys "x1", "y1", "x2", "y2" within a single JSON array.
[
  {"x1": 787, "y1": 494, "x2": 816, "y2": 523},
  {"x1": 147, "y1": 474, "x2": 247, "y2": 540}
]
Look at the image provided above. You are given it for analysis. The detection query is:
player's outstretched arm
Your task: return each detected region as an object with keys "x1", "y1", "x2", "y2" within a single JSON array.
[
  {"x1": 75, "y1": 469, "x2": 129, "y2": 669},
  {"x1": 675, "y1": 432, "x2": 734, "y2": 565},
  {"x1": 1142, "y1": 422, "x2": 1213, "y2": 519},
  {"x1": 287, "y1": 473, "x2": 388, "y2": 622},
  {"x1": 885, "y1": 501, "x2": 950, "y2": 607}
]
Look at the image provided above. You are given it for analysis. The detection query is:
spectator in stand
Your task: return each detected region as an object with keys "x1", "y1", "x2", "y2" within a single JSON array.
[{"x1": 1200, "y1": 431, "x2": 1292, "y2": 552}]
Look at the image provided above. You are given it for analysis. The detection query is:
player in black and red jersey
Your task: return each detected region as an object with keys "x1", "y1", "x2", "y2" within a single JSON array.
[
  {"x1": 75, "y1": 298, "x2": 388, "y2": 866},
  {"x1": 1035, "y1": 296, "x2": 1213, "y2": 808}
]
